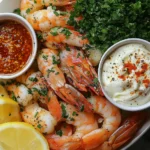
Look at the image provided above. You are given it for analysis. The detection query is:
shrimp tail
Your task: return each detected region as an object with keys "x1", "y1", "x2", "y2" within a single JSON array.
[
  {"x1": 56, "y1": 84, "x2": 93, "y2": 112},
  {"x1": 47, "y1": 89, "x2": 62, "y2": 121},
  {"x1": 99, "y1": 112, "x2": 147, "y2": 150}
]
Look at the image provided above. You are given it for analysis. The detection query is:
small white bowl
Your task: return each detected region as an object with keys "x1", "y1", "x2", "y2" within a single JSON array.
[
  {"x1": 98, "y1": 38, "x2": 150, "y2": 111},
  {"x1": 0, "y1": 13, "x2": 37, "y2": 79}
]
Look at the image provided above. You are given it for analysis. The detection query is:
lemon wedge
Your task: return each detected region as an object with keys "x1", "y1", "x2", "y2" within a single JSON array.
[
  {"x1": 0, "y1": 85, "x2": 9, "y2": 98},
  {"x1": 0, "y1": 96, "x2": 22, "y2": 123},
  {"x1": 0, "y1": 122, "x2": 49, "y2": 150}
]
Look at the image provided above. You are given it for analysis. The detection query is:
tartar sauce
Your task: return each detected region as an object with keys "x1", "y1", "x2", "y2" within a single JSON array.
[{"x1": 102, "y1": 43, "x2": 150, "y2": 106}]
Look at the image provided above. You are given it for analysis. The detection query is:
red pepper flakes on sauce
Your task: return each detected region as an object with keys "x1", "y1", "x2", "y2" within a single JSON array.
[{"x1": 0, "y1": 21, "x2": 32, "y2": 74}]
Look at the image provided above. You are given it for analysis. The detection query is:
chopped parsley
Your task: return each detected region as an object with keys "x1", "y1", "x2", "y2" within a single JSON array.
[
  {"x1": 66, "y1": 45, "x2": 70, "y2": 51},
  {"x1": 32, "y1": 87, "x2": 48, "y2": 96},
  {"x1": 29, "y1": 77, "x2": 38, "y2": 82},
  {"x1": 50, "y1": 27, "x2": 59, "y2": 36},
  {"x1": 37, "y1": 124, "x2": 42, "y2": 129},
  {"x1": 42, "y1": 55, "x2": 48, "y2": 61},
  {"x1": 80, "y1": 105, "x2": 84, "y2": 112},
  {"x1": 61, "y1": 28, "x2": 72, "y2": 39},
  {"x1": 93, "y1": 77, "x2": 99, "y2": 88},
  {"x1": 61, "y1": 104, "x2": 68, "y2": 118},
  {"x1": 13, "y1": 8, "x2": 21, "y2": 16},
  {"x1": 37, "y1": 33, "x2": 43, "y2": 40},
  {"x1": 47, "y1": 68, "x2": 55, "y2": 77},
  {"x1": 34, "y1": 0, "x2": 37, "y2": 3},
  {"x1": 56, "y1": 130, "x2": 63, "y2": 137},
  {"x1": 26, "y1": 8, "x2": 31, "y2": 14},
  {"x1": 11, "y1": 92, "x2": 17, "y2": 102},
  {"x1": 28, "y1": 89, "x2": 33, "y2": 95},
  {"x1": 69, "y1": 0, "x2": 150, "y2": 53},
  {"x1": 52, "y1": 55, "x2": 60, "y2": 64},
  {"x1": 72, "y1": 111, "x2": 78, "y2": 116}
]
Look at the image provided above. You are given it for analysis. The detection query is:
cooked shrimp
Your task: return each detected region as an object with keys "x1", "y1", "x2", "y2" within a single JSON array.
[
  {"x1": 37, "y1": 48, "x2": 93, "y2": 112},
  {"x1": 27, "y1": 6, "x2": 73, "y2": 31},
  {"x1": 45, "y1": 102, "x2": 98, "y2": 150},
  {"x1": 5, "y1": 82, "x2": 33, "y2": 106},
  {"x1": 94, "y1": 112, "x2": 147, "y2": 150},
  {"x1": 41, "y1": 27, "x2": 89, "y2": 47},
  {"x1": 60, "y1": 46, "x2": 102, "y2": 95},
  {"x1": 21, "y1": 0, "x2": 76, "y2": 18},
  {"x1": 81, "y1": 95, "x2": 121, "y2": 150},
  {"x1": 17, "y1": 71, "x2": 62, "y2": 121},
  {"x1": 21, "y1": 102, "x2": 57, "y2": 134}
]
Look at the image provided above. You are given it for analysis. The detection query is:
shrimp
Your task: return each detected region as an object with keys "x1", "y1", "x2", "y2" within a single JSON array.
[
  {"x1": 21, "y1": 102, "x2": 57, "y2": 134},
  {"x1": 4, "y1": 82, "x2": 33, "y2": 106},
  {"x1": 41, "y1": 27, "x2": 89, "y2": 47},
  {"x1": 81, "y1": 95, "x2": 121, "y2": 150},
  {"x1": 21, "y1": 0, "x2": 76, "y2": 18},
  {"x1": 26, "y1": 6, "x2": 73, "y2": 31},
  {"x1": 60, "y1": 46, "x2": 102, "y2": 95},
  {"x1": 17, "y1": 70, "x2": 62, "y2": 121},
  {"x1": 94, "y1": 111, "x2": 147, "y2": 150},
  {"x1": 45, "y1": 102, "x2": 98, "y2": 150},
  {"x1": 37, "y1": 48, "x2": 93, "y2": 112}
]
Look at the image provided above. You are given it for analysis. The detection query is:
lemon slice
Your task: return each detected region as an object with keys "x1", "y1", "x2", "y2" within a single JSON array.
[
  {"x1": 0, "y1": 122, "x2": 49, "y2": 150},
  {"x1": 0, "y1": 96, "x2": 22, "y2": 123},
  {"x1": 0, "y1": 85, "x2": 9, "y2": 98}
]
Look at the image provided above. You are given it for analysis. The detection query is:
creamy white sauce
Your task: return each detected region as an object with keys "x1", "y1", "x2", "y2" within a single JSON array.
[{"x1": 102, "y1": 43, "x2": 150, "y2": 106}]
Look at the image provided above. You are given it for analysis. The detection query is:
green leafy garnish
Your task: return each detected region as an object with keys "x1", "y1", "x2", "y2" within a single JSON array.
[
  {"x1": 61, "y1": 28, "x2": 72, "y2": 39},
  {"x1": 13, "y1": 8, "x2": 21, "y2": 16},
  {"x1": 29, "y1": 77, "x2": 38, "y2": 82},
  {"x1": 52, "y1": 55, "x2": 60, "y2": 64},
  {"x1": 37, "y1": 124, "x2": 42, "y2": 129},
  {"x1": 56, "y1": 130, "x2": 63, "y2": 136},
  {"x1": 61, "y1": 104, "x2": 68, "y2": 118},
  {"x1": 26, "y1": 8, "x2": 31, "y2": 14},
  {"x1": 69, "y1": 0, "x2": 150, "y2": 53},
  {"x1": 11, "y1": 92, "x2": 17, "y2": 102},
  {"x1": 50, "y1": 27, "x2": 59, "y2": 36}
]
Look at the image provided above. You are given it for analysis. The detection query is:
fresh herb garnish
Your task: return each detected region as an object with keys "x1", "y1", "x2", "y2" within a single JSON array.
[
  {"x1": 11, "y1": 92, "x2": 17, "y2": 102},
  {"x1": 80, "y1": 105, "x2": 84, "y2": 112},
  {"x1": 50, "y1": 27, "x2": 59, "y2": 36},
  {"x1": 29, "y1": 77, "x2": 38, "y2": 82},
  {"x1": 47, "y1": 68, "x2": 55, "y2": 77},
  {"x1": 61, "y1": 104, "x2": 68, "y2": 118},
  {"x1": 56, "y1": 130, "x2": 63, "y2": 136},
  {"x1": 69, "y1": 0, "x2": 150, "y2": 53},
  {"x1": 61, "y1": 28, "x2": 72, "y2": 39},
  {"x1": 72, "y1": 111, "x2": 78, "y2": 116},
  {"x1": 37, "y1": 124, "x2": 42, "y2": 129},
  {"x1": 37, "y1": 33, "x2": 43, "y2": 40},
  {"x1": 26, "y1": 8, "x2": 31, "y2": 14},
  {"x1": 13, "y1": 8, "x2": 21, "y2": 16},
  {"x1": 93, "y1": 77, "x2": 99, "y2": 88},
  {"x1": 42, "y1": 55, "x2": 48, "y2": 61},
  {"x1": 32, "y1": 87, "x2": 48, "y2": 96},
  {"x1": 28, "y1": 89, "x2": 33, "y2": 95},
  {"x1": 52, "y1": 55, "x2": 60, "y2": 64}
]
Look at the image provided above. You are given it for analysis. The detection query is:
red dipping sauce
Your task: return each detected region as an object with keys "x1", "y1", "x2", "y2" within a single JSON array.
[{"x1": 0, "y1": 21, "x2": 32, "y2": 74}]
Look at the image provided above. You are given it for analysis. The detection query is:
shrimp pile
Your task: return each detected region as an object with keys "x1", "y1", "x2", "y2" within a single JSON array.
[{"x1": 0, "y1": 0, "x2": 146, "y2": 150}]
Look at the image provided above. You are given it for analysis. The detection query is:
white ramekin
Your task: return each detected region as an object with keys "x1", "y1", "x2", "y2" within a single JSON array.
[
  {"x1": 98, "y1": 38, "x2": 150, "y2": 111},
  {"x1": 0, "y1": 13, "x2": 37, "y2": 79}
]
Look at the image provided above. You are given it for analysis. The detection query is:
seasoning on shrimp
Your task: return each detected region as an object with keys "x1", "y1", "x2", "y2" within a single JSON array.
[{"x1": 0, "y1": 21, "x2": 32, "y2": 74}]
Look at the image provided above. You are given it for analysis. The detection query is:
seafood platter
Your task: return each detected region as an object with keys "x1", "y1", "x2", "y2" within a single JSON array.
[{"x1": 0, "y1": 0, "x2": 149, "y2": 150}]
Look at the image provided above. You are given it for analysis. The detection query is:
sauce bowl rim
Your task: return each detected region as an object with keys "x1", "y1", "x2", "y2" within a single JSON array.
[
  {"x1": 0, "y1": 13, "x2": 37, "y2": 79},
  {"x1": 98, "y1": 38, "x2": 150, "y2": 111}
]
